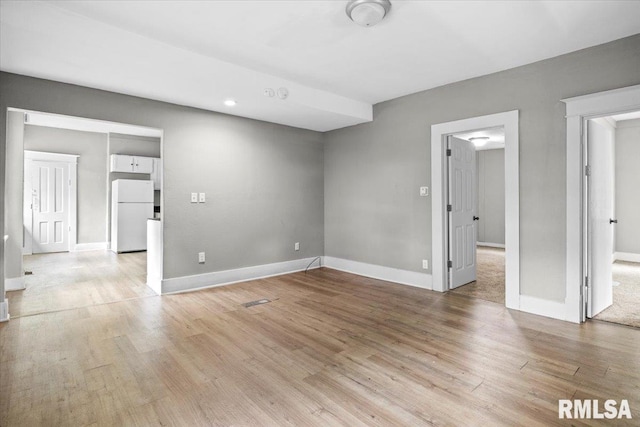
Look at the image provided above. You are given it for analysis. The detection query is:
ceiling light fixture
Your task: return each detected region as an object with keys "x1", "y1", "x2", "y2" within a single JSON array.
[
  {"x1": 346, "y1": 0, "x2": 392, "y2": 27},
  {"x1": 224, "y1": 99, "x2": 237, "y2": 107},
  {"x1": 469, "y1": 136, "x2": 490, "y2": 147}
]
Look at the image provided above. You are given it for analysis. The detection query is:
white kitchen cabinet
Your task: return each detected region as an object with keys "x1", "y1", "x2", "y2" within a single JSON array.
[
  {"x1": 151, "y1": 158, "x2": 162, "y2": 190},
  {"x1": 110, "y1": 154, "x2": 154, "y2": 174}
]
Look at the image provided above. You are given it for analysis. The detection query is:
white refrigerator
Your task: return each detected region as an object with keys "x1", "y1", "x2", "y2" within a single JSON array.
[{"x1": 111, "y1": 179, "x2": 154, "y2": 253}]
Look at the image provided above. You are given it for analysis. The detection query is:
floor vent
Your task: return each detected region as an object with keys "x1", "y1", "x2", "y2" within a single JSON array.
[{"x1": 243, "y1": 299, "x2": 271, "y2": 308}]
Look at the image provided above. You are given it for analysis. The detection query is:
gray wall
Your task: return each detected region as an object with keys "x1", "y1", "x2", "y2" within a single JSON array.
[
  {"x1": 325, "y1": 34, "x2": 640, "y2": 302},
  {"x1": 477, "y1": 149, "x2": 505, "y2": 245},
  {"x1": 615, "y1": 118, "x2": 640, "y2": 254},
  {"x1": 1, "y1": 72, "x2": 324, "y2": 282},
  {"x1": 24, "y1": 125, "x2": 108, "y2": 244}
]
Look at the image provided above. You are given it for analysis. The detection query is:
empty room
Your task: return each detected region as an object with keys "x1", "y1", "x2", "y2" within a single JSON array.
[{"x1": 1, "y1": 1, "x2": 640, "y2": 425}]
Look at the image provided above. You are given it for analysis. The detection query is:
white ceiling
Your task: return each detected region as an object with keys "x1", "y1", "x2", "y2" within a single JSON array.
[
  {"x1": 2, "y1": 1, "x2": 640, "y2": 132},
  {"x1": 610, "y1": 111, "x2": 640, "y2": 122},
  {"x1": 454, "y1": 127, "x2": 505, "y2": 151}
]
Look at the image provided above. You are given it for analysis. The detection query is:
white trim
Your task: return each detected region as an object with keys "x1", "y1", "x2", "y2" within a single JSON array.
[
  {"x1": 23, "y1": 150, "x2": 78, "y2": 254},
  {"x1": 518, "y1": 295, "x2": 566, "y2": 321},
  {"x1": 24, "y1": 150, "x2": 79, "y2": 162},
  {"x1": 0, "y1": 300, "x2": 9, "y2": 322},
  {"x1": 323, "y1": 256, "x2": 432, "y2": 290},
  {"x1": 73, "y1": 242, "x2": 109, "y2": 252},
  {"x1": 431, "y1": 110, "x2": 519, "y2": 310},
  {"x1": 5, "y1": 276, "x2": 25, "y2": 291},
  {"x1": 562, "y1": 84, "x2": 640, "y2": 323},
  {"x1": 162, "y1": 257, "x2": 322, "y2": 294},
  {"x1": 613, "y1": 252, "x2": 640, "y2": 263},
  {"x1": 477, "y1": 242, "x2": 506, "y2": 249}
]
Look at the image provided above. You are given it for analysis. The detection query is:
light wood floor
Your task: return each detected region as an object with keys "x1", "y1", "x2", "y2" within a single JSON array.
[
  {"x1": 11, "y1": 251, "x2": 154, "y2": 318},
  {"x1": 1, "y1": 252, "x2": 639, "y2": 426}
]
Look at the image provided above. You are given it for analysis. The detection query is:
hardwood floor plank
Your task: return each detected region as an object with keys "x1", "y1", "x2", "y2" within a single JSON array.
[{"x1": 2, "y1": 251, "x2": 639, "y2": 426}]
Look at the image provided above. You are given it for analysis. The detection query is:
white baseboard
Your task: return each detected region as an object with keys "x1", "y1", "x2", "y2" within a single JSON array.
[
  {"x1": 477, "y1": 242, "x2": 506, "y2": 249},
  {"x1": 73, "y1": 242, "x2": 109, "y2": 252},
  {"x1": 613, "y1": 252, "x2": 640, "y2": 263},
  {"x1": 0, "y1": 299, "x2": 8, "y2": 322},
  {"x1": 162, "y1": 256, "x2": 323, "y2": 294},
  {"x1": 5, "y1": 276, "x2": 25, "y2": 291},
  {"x1": 518, "y1": 295, "x2": 566, "y2": 321},
  {"x1": 323, "y1": 256, "x2": 432, "y2": 290}
]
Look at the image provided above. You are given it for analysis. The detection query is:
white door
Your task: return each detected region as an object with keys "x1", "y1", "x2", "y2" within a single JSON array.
[
  {"x1": 31, "y1": 160, "x2": 70, "y2": 253},
  {"x1": 448, "y1": 136, "x2": 477, "y2": 288},
  {"x1": 586, "y1": 119, "x2": 614, "y2": 317}
]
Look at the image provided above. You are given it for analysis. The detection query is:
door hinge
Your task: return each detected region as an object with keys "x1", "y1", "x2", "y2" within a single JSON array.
[
  {"x1": 584, "y1": 276, "x2": 589, "y2": 304},
  {"x1": 447, "y1": 204, "x2": 452, "y2": 212},
  {"x1": 446, "y1": 149, "x2": 452, "y2": 157},
  {"x1": 447, "y1": 260, "x2": 452, "y2": 269},
  {"x1": 585, "y1": 165, "x2": 591, "y2": 176}
]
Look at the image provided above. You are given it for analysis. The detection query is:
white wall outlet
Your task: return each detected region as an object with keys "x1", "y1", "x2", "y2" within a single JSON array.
[
  {"x1": 420, "y1": 187, "x2": 429, "y2": 197},
  {"x1": 294, "y1": 242, "x2": 300, "y2": 251},
  {"x1": 199, "y1": 192, "x2": 206, "y2": 203},
  {"x1": 191, "y1": 193, "x2": 198, "y2": 203},
  {"x1": 198, "y1": 252, "x2": 205, "y2": 263},
  {"x1": 422, "y1": 259, "x2": 429, "y2": 269}
]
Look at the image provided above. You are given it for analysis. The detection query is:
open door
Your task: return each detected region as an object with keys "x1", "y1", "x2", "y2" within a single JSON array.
[
  {"x1": 448, "y1": 136, "x2": 477, "y2": 289},
  {"x1": 586, "y1": 119, "x2": 614, "y2": 317}
]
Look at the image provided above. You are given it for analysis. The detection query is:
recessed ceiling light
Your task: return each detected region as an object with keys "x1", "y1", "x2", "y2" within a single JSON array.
[
  {"x1": 346, "y1": 0, "x2": 392, "y2": 27},
  {"x1": 469, "y1": 136, "x2": 490, "y2": 147},
  {"x1": 224, "y1": 99, "x2": 237, "y2": 107}
]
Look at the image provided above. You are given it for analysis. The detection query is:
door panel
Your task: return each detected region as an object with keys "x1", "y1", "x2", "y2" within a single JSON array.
[
  {"x1": 32, "y1": 160, "x2": 70, "y2": 253},
  {"x1": 134, "y1": 156, "x2": 153, "y2": 174},
  {"x1": 449, "y1": 136, "x2": 477, "y2": 288},
  {"x1": 587, "y1": 119, "x2": 614, "y2": 317}
]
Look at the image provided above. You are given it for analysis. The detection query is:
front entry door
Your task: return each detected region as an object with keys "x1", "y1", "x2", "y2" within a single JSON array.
[
  {"x1": 31, "y1": 160, "x2": 70, "y2": 253},
  {"x1": 448, "y1": 136, "x2": 477, "y2": 289},
  {"x1": 586, "y1": 119, "x2": 614, "y2": 317}
]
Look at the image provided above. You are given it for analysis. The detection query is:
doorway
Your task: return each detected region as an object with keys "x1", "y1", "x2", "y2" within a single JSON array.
[
  {"x1": 23, "y1": 151, "x2": 78, "y2": 255},
  {"x1": 431, "y1": 110, "x2": 520, "y2": 310},
  {"x1": 563, "y1": 84, "x2": 640, "y2": 324},
  {"x1": 584, "y1": 112, "x2": 640, "y2": 328},
  {"x1": 448, "y1": 128, "x2": 506, "y2": 305},
  {"x1": 4, "y1": 108, "x2": 164, "y2": 318}
]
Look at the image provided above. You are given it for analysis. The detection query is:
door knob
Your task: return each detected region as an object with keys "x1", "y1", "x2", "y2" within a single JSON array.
[
  {"x1": 473, "y1": 216, "x2": 479, "y2": 221},
  {"x1": 610, "y1": 219, "x2": 618, "y2": 224}
]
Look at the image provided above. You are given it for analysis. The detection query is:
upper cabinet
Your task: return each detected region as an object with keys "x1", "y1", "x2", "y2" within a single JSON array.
[
  {"x1": 110, "y1": 154, "x2": 154, "y2": 174},
  {"x1": 151, "y1": 158, "x2": 162, "y2": 190}
]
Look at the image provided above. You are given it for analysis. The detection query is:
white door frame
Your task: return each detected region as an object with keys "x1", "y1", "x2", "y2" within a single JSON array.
[
  {"x1": 562, "y1": 84, "x2": 640, "y2": 323},
  {"x1": 431, "y1": 110, "x2": 520, "y2": 310},
  {"x1": 23, "y1": 150, "x2": 78, "y2": 255}
]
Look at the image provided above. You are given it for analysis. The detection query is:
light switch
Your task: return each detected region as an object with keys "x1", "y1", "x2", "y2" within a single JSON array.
[
  {"x1": 199, "y1": 192, "x2": 206, "y2": 203},
  {"x1": 191, "y1": 193, "x2": 198, "y2": 203},
  {"x1": 419, "y1": 186, "x2": 429, "y2": 197}
]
